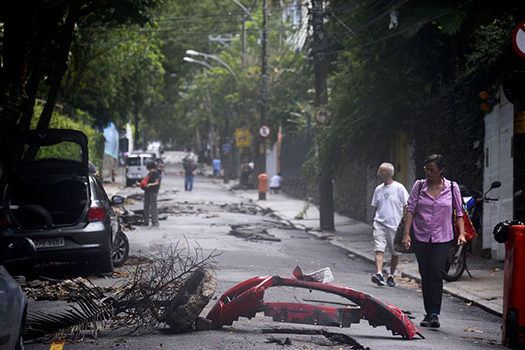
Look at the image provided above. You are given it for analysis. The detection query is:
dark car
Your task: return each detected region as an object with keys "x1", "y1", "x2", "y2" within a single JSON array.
[
  {"x1": 0, "y1": 129, "x2": 126, "y2": 273},
  {"x1": 0, "y1": 236, "x2": 36, "y2": 350}
]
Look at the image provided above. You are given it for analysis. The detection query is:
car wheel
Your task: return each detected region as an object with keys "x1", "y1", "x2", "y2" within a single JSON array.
[
  {"x1": 112, "y1": 231, "x2": 129, "y2": 267},
  {"x1": 125, "y1": 179, "x2": 134, "y2": 187}
]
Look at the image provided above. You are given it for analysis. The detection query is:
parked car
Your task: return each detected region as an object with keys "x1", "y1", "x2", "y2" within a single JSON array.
[
  {"x1": 0, "y1": 235, "x2": 36, "y2": 350},
  {"x1": 125, "y1": 152, "x2": 155, "y2": 187},
  {"x1": 0, "y1": 129, "x2": 126, "y2": 274}
]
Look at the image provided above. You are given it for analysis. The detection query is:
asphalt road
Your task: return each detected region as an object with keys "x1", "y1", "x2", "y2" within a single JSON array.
[{"x1": 24, "y1": 163, "x2": 504, "y2": 349}]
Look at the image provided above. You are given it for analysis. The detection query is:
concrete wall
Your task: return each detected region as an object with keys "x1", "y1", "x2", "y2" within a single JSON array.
[{"x1": 483, "y1": 87, "x2": 513, "y2": 260}]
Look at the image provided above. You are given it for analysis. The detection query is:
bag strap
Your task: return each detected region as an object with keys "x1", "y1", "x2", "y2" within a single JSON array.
[
  {"x1": 413, "y1": 180, "x2": 423, "y2": 211},
  {"x1": 451, "y1": 180, "x2": 454, "y2": 210}
]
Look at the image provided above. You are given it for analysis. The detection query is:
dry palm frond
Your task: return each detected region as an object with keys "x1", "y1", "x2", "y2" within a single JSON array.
[{"x1": 25, "y1": 280, "x2": 113, "y2": 340}]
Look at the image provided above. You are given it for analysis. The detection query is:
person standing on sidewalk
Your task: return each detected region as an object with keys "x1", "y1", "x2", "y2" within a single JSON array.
[
  {"x1": 402, "y1": 154, "x2": 466, "y2": 328},
  {"x1": 142, "y1": 161, "x2": 160, "y2": 226},
  {"x1": 370, "y1": 162, "x2": 409, "y2": 287}
]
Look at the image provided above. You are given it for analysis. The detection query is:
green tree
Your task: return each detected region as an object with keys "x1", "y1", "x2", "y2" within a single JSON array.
[{"x1": 0, "y1": 0, "x2": 164, "y2": 169}]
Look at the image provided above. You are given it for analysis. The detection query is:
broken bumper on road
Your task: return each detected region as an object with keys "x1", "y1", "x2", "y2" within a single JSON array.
[{"x1": 206, "y1": 275, "x2": 422, "y2": 340}]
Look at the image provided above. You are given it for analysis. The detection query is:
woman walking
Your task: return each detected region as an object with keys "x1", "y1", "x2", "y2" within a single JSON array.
[{"x1": 402, "y1": 154, "x2": 465, "y2": 328}]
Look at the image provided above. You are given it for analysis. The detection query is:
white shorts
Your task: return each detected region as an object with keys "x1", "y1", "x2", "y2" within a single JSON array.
[{"x1": 373, "y1": 222, "x2": 399, "y2": 256}]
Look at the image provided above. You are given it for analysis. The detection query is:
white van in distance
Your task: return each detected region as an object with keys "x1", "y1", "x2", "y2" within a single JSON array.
[{"x1": 125, "y1": 152, "x2": 154, "y2": 187}]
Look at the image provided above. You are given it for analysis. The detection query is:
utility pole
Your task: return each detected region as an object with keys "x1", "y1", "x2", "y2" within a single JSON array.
[
  {"x1": 241, "y1": 15, "x2": 246, "y2": 70},
  {"x1": 312, "y1": 0, "x2": 334, "y2": 231},
  {"x1": 260, "y1": 0, "x2": 268, "y2": 174}
]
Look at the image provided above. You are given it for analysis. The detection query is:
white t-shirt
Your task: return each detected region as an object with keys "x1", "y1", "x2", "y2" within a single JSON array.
[
  {"x1": 371, "y1": 181, "x2": 409, "y2": 230},
  {"x1": 269, "y1": 174, "x2": 282, "y2": 188}
]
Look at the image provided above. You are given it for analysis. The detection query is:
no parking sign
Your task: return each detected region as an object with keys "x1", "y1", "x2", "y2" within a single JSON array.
[
  {"x1": 259, "y1": 125, "x2": 270, "y2": 138},
  {"x1": 512, "y1": 20, "x2": 525, "y2": 59}
]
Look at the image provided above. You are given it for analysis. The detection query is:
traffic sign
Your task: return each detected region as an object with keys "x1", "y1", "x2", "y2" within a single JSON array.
[
  {"x1": 222, "y1": 143, "x2": 230, "y2": 153},
  {"x1": 315, "y1": 107, "x2": 332, "y2": 125},
  {"x1": 512, "y1": 20, "x2": 525, "y2": 59},
  {"x1": 235, "y1": 128, "x2": 250, "y2": 147},
  {"x1": 259, "y1": 125, "x2": 270, "y2": 138}
]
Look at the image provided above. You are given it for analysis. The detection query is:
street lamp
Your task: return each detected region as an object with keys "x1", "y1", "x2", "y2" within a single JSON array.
[
  {"x1": 183, "y1": 56, "x2": 213, "y2": 70},
  {"x1": 185, "y1": 49, "x2": 237, "y2": 79},
  {"x1": 230, "y1": 0, "x2": 263, "y2": 41}
]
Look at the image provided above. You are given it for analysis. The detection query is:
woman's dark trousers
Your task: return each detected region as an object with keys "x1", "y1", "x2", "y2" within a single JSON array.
[
  {"x1": 143, "y1": 190, "x2": 159, "y2": 225},
  {"x1": 413, "y1": 239, "x2": 452, "y2": 315}
]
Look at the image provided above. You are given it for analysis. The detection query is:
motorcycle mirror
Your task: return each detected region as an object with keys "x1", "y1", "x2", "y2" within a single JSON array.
[{"x1": 490, "y1": 181, "x2": 501, "y2": 190}]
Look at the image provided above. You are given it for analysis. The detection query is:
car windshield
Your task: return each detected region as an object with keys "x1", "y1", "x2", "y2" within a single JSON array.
[
  {"x1": 127, "y1": 157, "x2": 141, "y2": 166},
  {"x1": 22, "y1": 141, "x2": 83, "y2": 162}
]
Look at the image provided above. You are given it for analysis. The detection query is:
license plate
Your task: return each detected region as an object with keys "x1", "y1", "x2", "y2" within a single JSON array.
[{"x1": 34, "y1": 237, "x2": 65, "y2": 249}]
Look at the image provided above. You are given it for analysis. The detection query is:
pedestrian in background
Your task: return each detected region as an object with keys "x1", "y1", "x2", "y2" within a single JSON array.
[
  {"x1": 370, "y1": 162, "x2": 408, "y2": 287},
  {"x1": 269, "y1": 173, "x2": 282, "y2": 194},
  {"x1": 140, "y1": 161, "x2": 160, "y2": 226},
  {"x1": 402, "y1": 154, "x2": 465, "y2": 328},
  {"x1": 212, "y1": 157, "x2": 221, "y2": 178},
  {"x1": 184, "y1": 157, "x2": 197, "y2": 191}
]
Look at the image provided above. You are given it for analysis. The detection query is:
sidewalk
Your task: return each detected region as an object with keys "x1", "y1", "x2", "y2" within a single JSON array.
[{"x1": 234, "y1": 188, "x2": 505, "y2": 317}]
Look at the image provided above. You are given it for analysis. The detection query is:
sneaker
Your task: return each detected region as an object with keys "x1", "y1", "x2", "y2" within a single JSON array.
[
  {"x1": 152, "y1": 223, "x2": 159, "y2": 227},
  {"x1": 371, "y1": 273, "x2": 386, "y2": 286},
  {"x1": 429, "y1": 314, "x2": 440, "y2": 328},
  {"x1": 387, "y1": 275, "x2": 396, "y2": 287},
  {"x1": 420, "y1": 314, "x2": 431, "y2": 327}
]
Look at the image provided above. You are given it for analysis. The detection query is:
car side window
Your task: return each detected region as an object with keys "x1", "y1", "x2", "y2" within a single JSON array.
[
  {"x1": 90, "y1": 176, "x2": 108, "y2": 202},
  {"x1": 95, "y1": 178, "x2": 109, "y2": 202}
]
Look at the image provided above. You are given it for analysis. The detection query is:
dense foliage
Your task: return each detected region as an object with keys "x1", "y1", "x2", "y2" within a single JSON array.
[{"x1": 321, "y1": 0, "x2": 525, "y2": 194}]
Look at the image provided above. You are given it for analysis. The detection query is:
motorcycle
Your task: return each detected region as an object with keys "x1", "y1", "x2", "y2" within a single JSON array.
[{"x1": 443, "y1": 181, "x2": 501, "y2": 282}]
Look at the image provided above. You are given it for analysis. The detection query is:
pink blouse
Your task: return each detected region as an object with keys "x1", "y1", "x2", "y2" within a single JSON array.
[{"x1": 406, "y1": 178, "x2": 463, "y2": 243}]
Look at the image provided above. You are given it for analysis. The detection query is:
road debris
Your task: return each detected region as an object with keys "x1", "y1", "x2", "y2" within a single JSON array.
[
  {"x1": 207, "y1": 273, "x2": 423, "y2": 340},
  {"x1": 22, "y1": 277, "x2": 117, "y2": 301},
  {"x1": 263, "y1": 328, "x2": 371, "y2": 349},
  {"x1": 24, "y1": 243, "x2": 219, "y2": 341},
  {"x1": 293, "y1": 265, "x2": 334, "y2": 283},
  {"x1": 228, "y1": 224, "x2": 281, "y2": 242},
  {"x1": 160, "y1": 268, "x2": 217, "y2": 332},
  {"x1": 464, "y1": 327, "x2": 484, "y2": 333},
  {"x1": 116, "y1": 201, "x2": 286, "y2": 228}
]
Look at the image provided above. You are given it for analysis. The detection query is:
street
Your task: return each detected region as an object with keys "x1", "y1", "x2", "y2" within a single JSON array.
[{"x1": 23, "y1": 160, "x2": 504, "y2": 349}]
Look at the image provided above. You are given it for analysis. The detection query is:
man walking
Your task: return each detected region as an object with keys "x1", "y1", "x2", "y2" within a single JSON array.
[
  {"x1": 370, "y1": 162, "x2": 409, "y2": 287},
  {"x1": 184, "y1": 157, "x2": 197, "y2": 191}
]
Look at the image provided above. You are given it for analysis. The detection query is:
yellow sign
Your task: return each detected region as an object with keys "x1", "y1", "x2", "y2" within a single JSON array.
[
  {"x1": 235, "y1": 128, "x2": 251, "y2": 147},
  {"x1": 515, "y1": 111, "x2": 525, "y2": 134}
]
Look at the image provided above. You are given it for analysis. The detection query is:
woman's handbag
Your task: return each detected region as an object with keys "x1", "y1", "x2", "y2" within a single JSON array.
[
  {"x1": 139, "y1": 175, "x2": 149, "y2": 190},
  {"x1": 394, "y1": 215, "x2": 414, "y2": 253},
  {"x1": 394, "y1": 180, "x2": 423, "y2": 253},
  {"x1": 451, "y1": 182, "x2": 477, "y2": 242}
]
